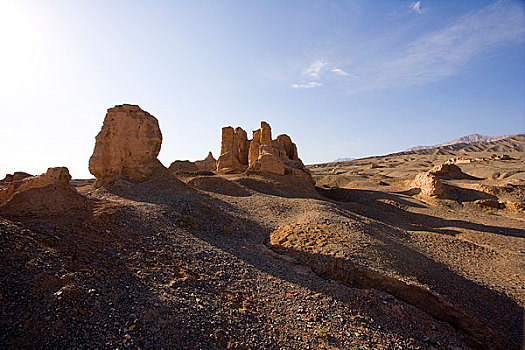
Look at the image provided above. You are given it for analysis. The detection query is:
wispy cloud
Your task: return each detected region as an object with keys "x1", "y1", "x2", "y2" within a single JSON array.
[
  {"x1": 303, "y1": 60, "x2": 327, "y2": 79},
  {"x1": 331, "y1": 68, "x2": 350, "y2": 76},
  {"x1": 410, "y1": 1, "x2": 423, "y2": 14},
  {"x1": 291, "y1": 2, "x2": 524, "y2": 94},
  {"x1": 290, "y1": 64, "x2": 351, "y2": 88},
  {"x1": 291, "y1": 81, "x2": 322, "y2": 89}
]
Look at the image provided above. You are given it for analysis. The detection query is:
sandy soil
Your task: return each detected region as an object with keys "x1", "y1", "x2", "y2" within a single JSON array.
[{"x1": 1, "y1": 135, "x2": 523, "y2": 349}]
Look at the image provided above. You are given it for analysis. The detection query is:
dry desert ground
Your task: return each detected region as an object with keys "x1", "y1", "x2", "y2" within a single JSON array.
[{"x1": 1, "y1": 107, "x2": 523, "y2": 350}]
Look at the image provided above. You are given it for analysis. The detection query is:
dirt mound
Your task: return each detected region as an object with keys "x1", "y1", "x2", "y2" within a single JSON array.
[
  {"x1": 0, "y1": 183, "x2": 89, "y2": 218},
  {"x1": 477, "y1": 183, "x2": 524, "y2": 202},
  {"x1": 102, "y1": 166, "x2": 191, "y2": 202},
  {"x1": 270, "y1": 220, "x2": 519, "y2": 349},
  {"x1": 194, "y1": 151, "x2": 217, "y2": 172},
  {"x1": 187, "y1": 176, "x2": 251, "y2": 197},
  {"x1": 168, "y1": 160, "x2": 200, "y2": 174},
  {"x1": 0, "y1": 167, "x2": 89, "y2": 218},
  {"x1": 233, "y1": 173, "x2": 318, "y2": 198}
]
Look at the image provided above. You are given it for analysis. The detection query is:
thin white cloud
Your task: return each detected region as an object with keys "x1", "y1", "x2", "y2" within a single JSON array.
[
  {"x1": 291, "y1": 81, "x2": 322, "y2": 89},
  {"x1": 303, "y1": 60, "x2": 327, "y2": 79},
  {"x1": 331, "y1": 68, "x2": 350, "y2": 76},
  {"x1": 292, "y1": 2, "x2": 524, "y2": 94},
  {"x1": 410, "y1": 1, "x2": 423, "y2": 14},
  {"x1": 375, "y1": 2, "x2": 524, "y2": 89}
]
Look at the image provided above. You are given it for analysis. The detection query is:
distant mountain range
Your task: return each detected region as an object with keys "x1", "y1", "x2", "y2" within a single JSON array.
[
  {"x1": 333, "y1": 157, "x2": 355, "y2": 162},
  {"x1": 392, "y1": 133, "x2": 525, "y2": 157},
  {"x1": 315, "y1": 133, "x2": 524, "y2": 166},
  {"x1": 404, "y1": 134, "x2": 513, "y2": 152}
]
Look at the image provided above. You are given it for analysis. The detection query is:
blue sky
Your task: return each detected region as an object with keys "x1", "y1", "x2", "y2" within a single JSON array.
[{"x1": 0, "y1": 0, "x2": 523, "y2": 178}]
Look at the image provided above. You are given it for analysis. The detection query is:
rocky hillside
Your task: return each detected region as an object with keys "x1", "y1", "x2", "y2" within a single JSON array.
[
  {"x1": 405, "y1": 133, "x2": 516, "y2": 152},
  {"x1": 393, "y1": 133, "x2": 525, "y2": 157},
  {"x1": 1, "y1": 105, "x2": 523, "y2": 349}
]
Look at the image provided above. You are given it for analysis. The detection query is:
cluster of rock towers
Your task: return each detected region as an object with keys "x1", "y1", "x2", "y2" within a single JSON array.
[
  {"x1": 0, "y1": 104, "x2": 314, "y2": 214},
  {"x1": 216, "y1": 122, "x2": 312, "y2": 182},
  {"x1": 87, "y1": 104, "x2": 312, "y2": 185}
]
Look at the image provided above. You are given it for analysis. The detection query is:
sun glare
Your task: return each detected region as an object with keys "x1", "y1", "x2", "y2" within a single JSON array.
[{"x1": 0, "y1": 1, "x2": 39, "y2": 91}]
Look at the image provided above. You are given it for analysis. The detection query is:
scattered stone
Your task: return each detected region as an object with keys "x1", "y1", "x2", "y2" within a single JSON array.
[
  {"x1": 89, "y1": 104, "x2": 163, "y2": 184},
  {"x1": 374, "y1": 181, "x2": 389, "y2": 186},
  {"x1": 491, "y1": 154, "x2": 513, "y2": 160}
]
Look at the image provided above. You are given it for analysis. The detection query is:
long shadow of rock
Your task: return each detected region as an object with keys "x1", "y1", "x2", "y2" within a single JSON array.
[
  {"x1": 0, "y1": 203, "x2": 197, "y2": 348},
  {"x1": 319, "y1": 187, "x2": 525, "y2": 238},
  {"x1": 453, "y1": 186, "x2": 498, "y2": 202},
  {"x1": 318, "y1": 187, "x2": 427, "y2": 209},
  {"x1": 101, "y1": 171, "x2": 254, "y2": 237},
  {"x1": 235, "y1": 174, "x2": 319, "y2": 199}
]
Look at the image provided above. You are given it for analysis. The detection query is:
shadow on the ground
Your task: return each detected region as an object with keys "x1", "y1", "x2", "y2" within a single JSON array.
[
  {"x1": 268, "y1": 243, "x2": 520, "y2": 350},
  {"x1": 317, "y1": 187, "x2": 427, "y2": 209},
  {"x1": 0, "y1": 183, "x2": 282, "y2": 349},
  {"x1": 235, "y1": 174, "x2": 319, "y2": 199},
  {"x1": 130, "y1": 178, "x2": 522, "y2": 349},
  {"x1": 186, "y1": 176, "x2": 252, "y2": 197},
  {"x1": 2, "y1": 175, "x2": 522, "y2": 349},
  {"x1": 453, "y1": 186, "x2": 498, "y2": 202},
  {"x1": 318, "y1": 187, "x2": 525, "y2": 238}
]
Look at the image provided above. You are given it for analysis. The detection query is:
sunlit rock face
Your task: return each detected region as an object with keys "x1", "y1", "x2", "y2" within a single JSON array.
[
  {"x1": 412, "y1": 172, "x2": 448, "y2": 197},
  {"x1": 216, "y1": 126, "x2": 250, "y2": 174},
  {"x1": 217, "y1": 121, "x2": 313, "y2": 184},
  {"x1": 89, "y1": 104, "x2": 163, "y2": 184}
]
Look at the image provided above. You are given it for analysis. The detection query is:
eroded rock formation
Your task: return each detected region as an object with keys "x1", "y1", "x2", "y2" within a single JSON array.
[
  {"x1": 0, "y1": 172, "x2": 32, "y2": 184},
  {"x1": 216, "y1": 121, "x2": 313, "y2": 183},
  {"x1": 412, "y1": 172, "x2": 448, "y2": 197},
  {"x1": 194, "y1": 152, "x2": 217, "y2": 172},
  {"x1": 0, "y1": 167, "x2": 88, "y2": 216},
  {"x1": 216, "y1": 127, "x2": 250, "y2": 174},
  {"x1": 89, "y1": 104, "x2": 163, "y2": 184},
  {"x1": 412, "y1": 163, "x2": 472, "y2": 198},
  {"x1": 0, "y1": 167, "x2": 71, "y2": 205},
  {"x1": 429, "y1": 163, "x2": 470, "y2": 179}
]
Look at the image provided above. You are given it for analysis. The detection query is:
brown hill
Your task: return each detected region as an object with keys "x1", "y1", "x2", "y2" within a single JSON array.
[
  {"x1": 394, "y1": 133, "x2": 525, "y2": 157},
  {"x1": 405, "y1": 133, "x2": 514, "y2": 152}
]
